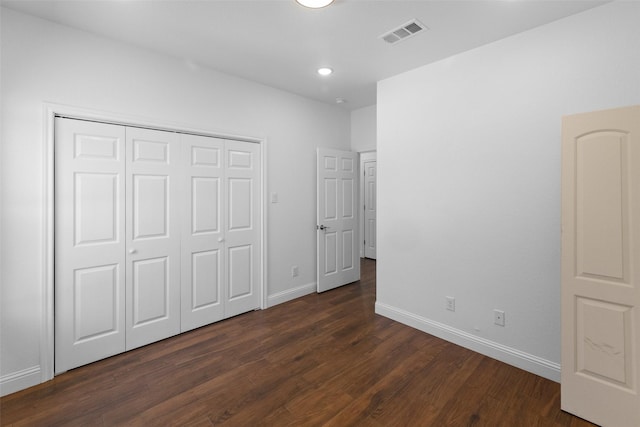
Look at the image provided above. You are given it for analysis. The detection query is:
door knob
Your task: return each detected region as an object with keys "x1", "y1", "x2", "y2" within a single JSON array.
[
  {"x1": 317, "y1": 225, "x2": 330, "y2": 230},
  {"x1": 128, "y1": 248, "x2": 137, "y2": 254},
  {"x1": 218, "y1": 237, "x2": 225, "y2": 243}
]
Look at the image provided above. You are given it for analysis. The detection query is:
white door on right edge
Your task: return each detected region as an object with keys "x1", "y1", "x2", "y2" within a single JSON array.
[
  {"x1": 317, "y1": 148, "x2": 360, "y2": 293},
  {"x1": 561, "y1": 105, "x2": 640, "y2": 427}
]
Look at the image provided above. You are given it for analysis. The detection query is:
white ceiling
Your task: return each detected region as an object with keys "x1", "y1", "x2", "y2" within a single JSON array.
[{"x1": 2, "y1": 0, "x2": 609, "y2": 110}]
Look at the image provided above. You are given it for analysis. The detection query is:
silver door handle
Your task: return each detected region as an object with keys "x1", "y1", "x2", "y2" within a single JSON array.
[
  {"x1": 317, "y1": 225, "x2": 330, "y2": 230},
  {"x1": 128, "y1": 248, "x2": 137, "y2": 254},
  {"x1": 218, "y1": 237, "x2": 225, "y2": 243}
]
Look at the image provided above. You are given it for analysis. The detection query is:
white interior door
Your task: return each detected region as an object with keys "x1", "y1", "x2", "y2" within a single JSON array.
[
  {"x1": 125, "y1": 127, "x2": 181, "y2": 350},
  {"x1": 180, "y1": 134, "x2": 225, "y2": 332},
  {"x1": 55, "y1": 118, "x2": 126, "y2": 373},
  {"x1": 223, "y1": 140, "x2": 261, "y2": 317},
  {"x1": 561, "y1": 105, "x2": 640, "y2": 427},
  {"x1": 363, "y1": 157, "x2": 377, "y2": 260},
  {"x1": 317, "y1": 148, "x2": 360, "y2": 292}
]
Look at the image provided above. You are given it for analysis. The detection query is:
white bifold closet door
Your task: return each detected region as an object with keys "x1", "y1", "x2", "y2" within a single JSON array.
[
  {"x1": 125, "y1": 127, "x2": 181, "y2": 350},
  {"x1": 181, "y1": 134, "x2": 225, "y2": 331},
  {"x1": 222, "y1": 140, "x2": 261, "y2": 318},
  {"x1": 180, "y1": 135, "x2": 261, "y2": 332},
  {"x1": 55, "y1": 119, "x2": 127, "y2": 373},
  {"x1": 55, "y1": 118, "x2": 260, "y2": 374}
]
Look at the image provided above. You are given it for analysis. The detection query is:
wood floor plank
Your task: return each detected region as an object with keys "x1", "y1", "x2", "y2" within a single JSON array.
[{"x1": 0, "y1": 259, "x2": 596, "y2": 426}]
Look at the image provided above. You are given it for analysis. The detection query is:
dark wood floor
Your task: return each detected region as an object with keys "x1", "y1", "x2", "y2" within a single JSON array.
[{"x1": 1, "y1": 259, "x2": 596, "y2": 426}]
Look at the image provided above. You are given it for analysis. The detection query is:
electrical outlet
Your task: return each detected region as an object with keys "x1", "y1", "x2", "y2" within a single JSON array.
[
  {"x1": 291, "y1": 266, "x2": 299, "y2": 277},
  {"x1": 446, "y1": 296, "x2": 455, "y2": 312},
  {"x1": 494, "y1": 309, "x2": 505, "y2": 326}
]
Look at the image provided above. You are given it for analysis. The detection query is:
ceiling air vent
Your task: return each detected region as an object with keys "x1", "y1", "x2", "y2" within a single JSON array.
[{"x1": 380, "y1": 19, "x2": 428, "y2": 45}]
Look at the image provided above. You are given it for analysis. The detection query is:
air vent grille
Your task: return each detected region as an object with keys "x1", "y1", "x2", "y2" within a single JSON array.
[
  {"x1": 404, "y1": 22, "x2": 423, "y2": 34},
  {"x1": 393, "y1": 28, "x2": 411, "y2": 39},
  {"x1": 380, "y1": 19, "x2": 428, "y2": 45}
]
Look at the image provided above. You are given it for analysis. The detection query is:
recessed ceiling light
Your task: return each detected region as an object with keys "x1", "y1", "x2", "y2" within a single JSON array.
[
  {"x1": 317, "y1": 67, "x2": 333, "y2": 76},
  {"x1": 296, "y1": 0, "x2": 334, "y2": 9}
]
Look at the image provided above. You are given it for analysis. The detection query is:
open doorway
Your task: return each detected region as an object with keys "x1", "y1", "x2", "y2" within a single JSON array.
[{"x1": 359, "y1": 151, "x2": 377, "y2": 260}]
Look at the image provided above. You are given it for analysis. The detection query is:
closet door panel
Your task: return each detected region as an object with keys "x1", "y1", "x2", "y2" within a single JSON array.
[
  {"x1": 55, "y1": 118, "x2": 126, "y2": 373},
  {"x1": 224, "y1": 140, "x2": 261, "y2": 317},
  {"x1": 228, "y1": 244, "x2": 252, "y2": 299},
  {"x1": 181, "y1": 134, "x2": 224, "y2": 332},
  {"x1": 132, "y1": 256, "x2": 170, "y2": 325},
  {"x1": 133, "y1": 175, "x2": 169, "y2": 239},
  {"x1": 126, "y1": 127, "x2": 181, "y2": 350}
]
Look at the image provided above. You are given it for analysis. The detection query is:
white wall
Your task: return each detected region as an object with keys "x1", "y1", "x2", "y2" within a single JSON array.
[
  {"x1": 350, "y1": 104, "x2": 376, "y2": 153},
  {"x1": 377, "y1": 1, "x2": 640, "y2": 381},
  {"x1": 0, "y1": 8, "x2": 350, "y2": 395}
]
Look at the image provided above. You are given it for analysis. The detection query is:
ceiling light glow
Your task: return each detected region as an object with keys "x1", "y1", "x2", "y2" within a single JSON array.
[
  {"x1": 296, "y1": 0, "x2": 334, "y2": 9},
  {"x1": 317, "y1": 67, "x2": 333, "y2": 76}
]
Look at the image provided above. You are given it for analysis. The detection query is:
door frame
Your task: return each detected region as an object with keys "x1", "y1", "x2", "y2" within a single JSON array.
[{"x1": 40, "y1": 102, "x2": 268, "y2": 383}]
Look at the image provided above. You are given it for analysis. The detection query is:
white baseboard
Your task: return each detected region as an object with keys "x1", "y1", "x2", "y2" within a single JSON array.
[
  {"x1": 0, "y1": 365, "x2": 41, "y2": 397},
  {"x1": 267, "y1": 282, "x2": 316, "y2": 308},
  {"x1": 375, "y1": 302, "x2": 560, "y2": 382}
]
